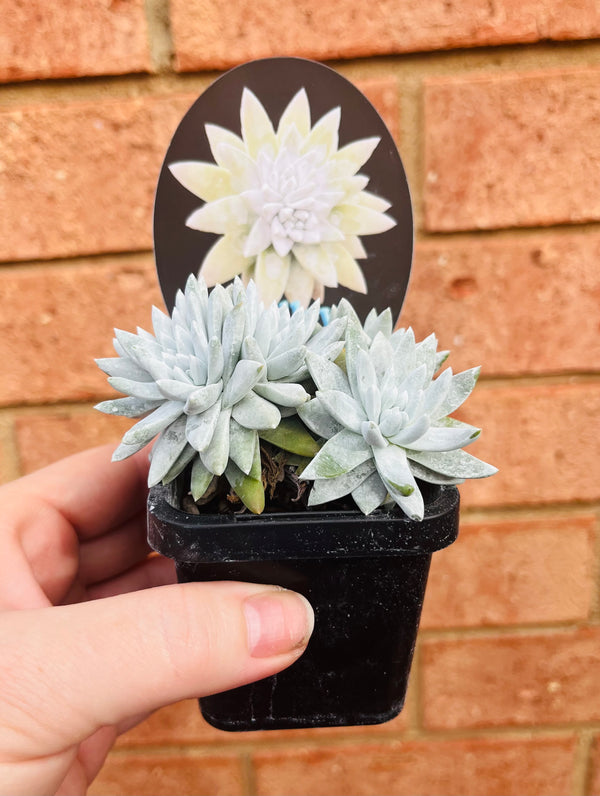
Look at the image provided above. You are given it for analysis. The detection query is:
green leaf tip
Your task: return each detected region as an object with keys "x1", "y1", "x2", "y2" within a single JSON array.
[
  {"x1": 389, "y1": 480, "x2": 414, "y2": 497},
  {"x1": 225, "y1": 461, "x2": 265, "y2": 514},
  {"x1": 233, "y1": 476, "x2": 265, "y2": 514}
]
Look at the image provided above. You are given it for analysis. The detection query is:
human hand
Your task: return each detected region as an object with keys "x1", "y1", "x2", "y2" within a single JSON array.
[{"x1": 0, "y1": 445, "x2": 313, "y2": 795}]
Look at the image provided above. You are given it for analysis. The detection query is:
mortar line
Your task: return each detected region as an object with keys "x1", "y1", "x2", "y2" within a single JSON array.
[
  {"x1": 3, "y1": 217, "x2": 600, "y2": 274},
  {"x1": 574, "y1": 730, "x2": 595, "y2": 796},
  {"x1": 408, "y1": 639, "x2": 424, "y2": 734},
  {"x1": 241, "y1": 750, "x2": 257, "y2": 796},
  {"x1": 589, "y1": 512, "x2": 600, "y2": 624},
  {"x1": 111, "y1": 722, "x2": 599, "y2": 756},
  {"x1": 1, "y1": 37, "x2": 600, "y2": 107},
  {"x1": 144, "y1": 0, "x2": 175, "y2": 74},
  {"x1": 418, "y1": 621, "x2": 593, "y2": 641}
]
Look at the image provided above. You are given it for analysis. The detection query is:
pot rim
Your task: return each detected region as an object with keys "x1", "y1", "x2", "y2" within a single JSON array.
[{"x1": 147, "y1": 483, "x2": 460, "y2": 562}]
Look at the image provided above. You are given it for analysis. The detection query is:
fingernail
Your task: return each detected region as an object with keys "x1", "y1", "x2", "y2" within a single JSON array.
[{"x1": 243, "y1": 590, "x2": 314, "y2": 658}]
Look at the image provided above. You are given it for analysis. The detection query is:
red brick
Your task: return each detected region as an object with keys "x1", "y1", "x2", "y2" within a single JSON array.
[
  {"x1": 453, "y1": 382, "x2": 600, "y2": 508},
  {"x1": 424, "y1": 68, "x2": 600, "y2": 231},
  {"x1": 0, "y1": 95, "x2": 193, "y2": 262},
  {"x1": 15, "y1": 408, "x2": 133, "y2": 474},
  {"x1": 589, "y1": 735, "x2": 600, "y2": 796},
  {"x1": 0, "y1": 0, "x2": 151, "y2": 83},
  {"x1": 88, "y1": 752, "x2": 244, "y2": 796},
  {"x1": 171, "y1": 0, "x2": 600, "y2": 71},
  {"x1": 400, "y1": 232, "x2": 600, "y2": 376},
  {"x1": 421, "y1": 515, "x2": 596, "y2": 628},
  {"x1": 422, "y1": 628, "x2": 600, "y2": 730},
  {"x1": 117, "y1": 701, "x2": 220, "y2": 746},
  {"x1": 0, "y1": 258, "x2": 162, "y2": 406},
  {"x1": 253, "y1": 736, "x2": 576, "y2": 796}
]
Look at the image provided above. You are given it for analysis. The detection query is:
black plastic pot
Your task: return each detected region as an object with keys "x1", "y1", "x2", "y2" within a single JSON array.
[{"x1": 147, "y1": 483, "x2": 459, "y2": 732}]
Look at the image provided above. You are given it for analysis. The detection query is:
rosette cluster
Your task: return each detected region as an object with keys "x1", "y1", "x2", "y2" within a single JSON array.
[
  {"x1": 299, "y1": 304, "x2": 497, "y2": 520},
  {"x1": 96, "y1": 275, "x2": 346, "y2": 504},
  {"x1": 169, "y1": 88, "x2": 396, "y2": 307}
]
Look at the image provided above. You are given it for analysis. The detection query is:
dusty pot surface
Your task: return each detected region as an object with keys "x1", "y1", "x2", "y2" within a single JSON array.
[{"x1": 148, "y1": 482, "x2": 459, "y2": 731}]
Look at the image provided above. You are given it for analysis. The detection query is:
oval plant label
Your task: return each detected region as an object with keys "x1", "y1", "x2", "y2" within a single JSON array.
[{"x1": 154, "y1": 57, "x2": 413, "y2": 320}]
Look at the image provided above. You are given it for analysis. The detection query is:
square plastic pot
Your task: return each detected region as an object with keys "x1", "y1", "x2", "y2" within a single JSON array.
[{"x1": 147, "y1": 482, "x2": 459, "y2": 732}]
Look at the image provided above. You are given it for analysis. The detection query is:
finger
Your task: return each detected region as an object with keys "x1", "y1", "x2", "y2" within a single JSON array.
[
  {"x1": 60, "y1": 556, "x2": 176, "y2": 604},
  {"x1": 87, "y1": 555, "x2": 177, "y2": 600},
  {"x1": 55, "y1": 727, "x2": 117, "y2": 796},
  {"x1": 0, "y1": 492, "x2": 77, "y2": 609},
  {"x1": 78, "y1": 510, "x2": 149, "y2": 586},
  {"x1": 0, "y1": 582, "x2": 314, "y2": 762},
  {"x1": 6, "y1": 444, "x2": 150, "y2": 539}
]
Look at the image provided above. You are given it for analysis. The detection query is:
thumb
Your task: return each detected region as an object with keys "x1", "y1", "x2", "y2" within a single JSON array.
[{"x1": 0, "y1": 581, "x2": 314, "y2": 755}]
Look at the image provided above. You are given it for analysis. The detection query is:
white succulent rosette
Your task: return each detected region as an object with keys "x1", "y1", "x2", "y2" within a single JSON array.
[
  {"x1": 298, "y1": 318, "x2": 497, "y2": 520},
  {"x1": 95, "y1": 275, "x2": 345, "y2": 511},
  {"x1": 169, "y1": 88, "x2": 396, "y2": 308}
]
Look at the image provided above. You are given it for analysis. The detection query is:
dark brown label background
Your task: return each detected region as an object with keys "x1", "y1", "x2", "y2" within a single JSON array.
[{"x1": 153, "y1": 57, "x2": 413, "y2": 320}]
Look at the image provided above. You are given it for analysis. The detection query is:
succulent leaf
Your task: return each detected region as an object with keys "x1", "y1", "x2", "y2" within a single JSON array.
[
  {"x1": 302, "y1": 429, "x2": 371, "y2": 479},
  {"x1": 266, "y1": 347, "x2": 306, "y2": 381},
  {"x1": 248, "y1": 433, "x2": 262, "y2": 481},
  {"x1": 316, "y1": 390, "x2": 366, "y2": 434},
  {"x1": 183, "y1": 382, "x2": 222, "y2": 415},
  {"x1": 225, "y1": 461, "x2": 265, "y2": 514},
  {"x1": 222, "y1": 359, "x2": 264, "y2": 408},
  {"x1": 297, "y1": 398, "x2": 344, "y2": 440},
  {"x1": 253, "y1": 381, "x2": 309, "y2": 408},
  {"x1": 122, "y1": 401, "x2": 185, "y2": 447},
  {"x1": 307, "y1": 460, "x2": 376, "y2": 506},
  {"x1": 259, "y1": 417, "x2": 321, "y2": 458},
  {"x1": 199, "y1": 407, "x2": 231, "y2": 476},
  {"x1": 185, "y1": 400, "x2": 222, "y2": 452},
  {"x1": 436, "y1": 366, "x2": 480, "y2": 418},
  {"x1": 95, "y1": 357, "x2": 152, "y2": 381},
  {"x1": 148, "y1": 416, "x2": 189, "y2": 486},
  {"x1": 351, "y1": 470, "x2": 389, "y2": 515},
  {"x1": 305, "y1": 351, "x2": 351, "y2": 394},
  {"x1": 232, "y1": 392, "x2": 280, "y2": 430},
  {"x1": 407, "y1": 423, "x2": 481, "y2": 452},
  {"x1": 161, "y1": 443, "x2": 197, "y2": 485},
  {"x1": 407, "y1": 460, "x2": 465, "y2": 486},
  {"x1": 191, "y1": 456, "x2": 213, "y2": 501},
  {"x1": 406, "y1": 448, "x2": 498, "y2": 480},
  {"x1": 94, "y1": 396, "x2": 161, "y2": 418},
  {"x1": 363, "y1": 307, "x2": 393, "y2": 341},
  {"x1": 229, "y1": 419, "x2": 258, "y2": 475}
]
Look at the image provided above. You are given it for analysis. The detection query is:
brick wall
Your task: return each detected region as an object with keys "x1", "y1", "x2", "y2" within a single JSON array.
[{"x1": 1, "y1": 1, "x2": 599, "y2": 794}]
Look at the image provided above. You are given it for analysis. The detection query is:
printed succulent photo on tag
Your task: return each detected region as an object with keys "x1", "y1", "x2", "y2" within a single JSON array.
[{"x1": 154, "y1": 57, "x2": 413, "y2": 319}]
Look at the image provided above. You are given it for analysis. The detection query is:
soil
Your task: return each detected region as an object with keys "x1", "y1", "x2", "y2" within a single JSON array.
[{"x1": 179, "y1": 441, "x2": 356, "y2": 515}]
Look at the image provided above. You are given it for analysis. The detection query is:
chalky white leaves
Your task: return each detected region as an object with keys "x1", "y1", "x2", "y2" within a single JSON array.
[
  {"x1": 95, "y1": 280, "x2": 496, "y2": 518},
  {"x1": 169, "y1": 88, "x2": 396, "y2": 307},
  {"x1": 298, "y1": 301, "x2": 497, "y2": 519},
  {"x1": 95, "y1": 275, "x2": 346, "y2": 503}
]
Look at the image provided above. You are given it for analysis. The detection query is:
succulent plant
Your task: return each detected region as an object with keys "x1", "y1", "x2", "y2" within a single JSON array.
[
  {"x1": 169, "y1": 88, "x2": 396, "y2": 307},
  {"x1": 95, "y1": 275, "x2": 345, "y2": 512},
  {"x1": 96, "y1": 275, "x2": 495, "y2": 519},
  {"x1": 298, "y1": 312, "x2": 497, "y2": 520}
]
